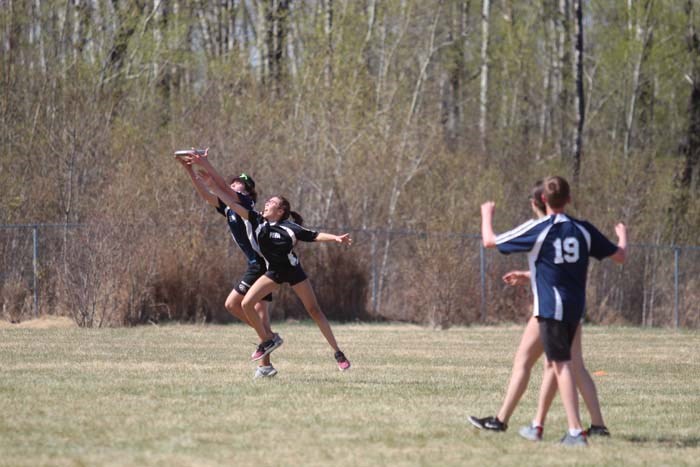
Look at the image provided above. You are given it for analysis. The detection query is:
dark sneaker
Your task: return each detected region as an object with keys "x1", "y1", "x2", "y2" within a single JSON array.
[
  {"x1": 251, "y1": 337, "x2": 283, "y2": 361},
  {"x1": 468, "y1": 415, "x2": 507, "y2": 432},
  {"x1": 519, "y1": 424, "x2": 543, "y2": 441},
  {"x1": 586, "y1": 425, "x2": 610, "y2": 437},
  {"x1": 334, "y1": 350, "x2": 351, "y2": 371},
  {"x1": 560, "y1": 432, "x2": 588, "y2": 446}
]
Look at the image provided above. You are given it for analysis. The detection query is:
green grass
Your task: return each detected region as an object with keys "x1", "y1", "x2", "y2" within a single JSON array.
[{"x1": 1, "y1": 323, "x2": 698, "y2": 466}]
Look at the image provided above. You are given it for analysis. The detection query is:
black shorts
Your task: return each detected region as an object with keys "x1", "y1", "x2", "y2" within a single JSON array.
[
  {"x1": 265, "y1": 264, "x2": 308, "y2": 286},
  {"x1": 537, "y1": 317, "x2": 578, "y2": 362},
  {"x1": 236, "y1": 262, "x2": 272, "y2": 301}
]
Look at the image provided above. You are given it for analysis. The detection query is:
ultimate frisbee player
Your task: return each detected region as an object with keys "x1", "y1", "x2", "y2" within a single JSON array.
[{"x1": 476, "y1": 176, "x2": 626, "y2": 446}]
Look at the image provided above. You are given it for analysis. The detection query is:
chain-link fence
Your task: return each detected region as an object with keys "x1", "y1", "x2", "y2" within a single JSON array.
[{"x1": 1, "y1": 223, "x2": 698, "y2": 328}]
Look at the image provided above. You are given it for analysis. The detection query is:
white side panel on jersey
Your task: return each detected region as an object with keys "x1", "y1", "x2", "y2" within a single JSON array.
[
  {"x1": 255, "y1": 223, "x2": 271, "y2": 268},
  {"x1": 528, "y1": 224, "x2": 554, "y2": 317},
  {"x1": 279, "y1": 225, "x2": 299, "y2": 266},
  {"x1": 246, "y1": 219, "x2": 263, "y2": 255},
  {"x1": 553, "y1": 286, "x2": 563, "y2": 321}
]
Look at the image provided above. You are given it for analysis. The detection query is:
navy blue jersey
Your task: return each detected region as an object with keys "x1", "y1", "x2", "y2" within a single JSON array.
[
  {"x1": 247, "y1": 210, "x2": 319, "y2": 269},
  {"x1": 216, "y1": 195, "x2": 264, "y2": 265},
  {"x1": 496, "y1": 214, "x2": 618, "y2": 323}
]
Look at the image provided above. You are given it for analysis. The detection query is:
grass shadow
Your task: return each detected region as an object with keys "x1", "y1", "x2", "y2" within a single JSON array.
[{"x1": 623, "y1": 435, "x2": 700, "y2": 448}]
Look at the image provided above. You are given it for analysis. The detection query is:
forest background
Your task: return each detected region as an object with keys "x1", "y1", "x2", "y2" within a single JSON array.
[{"x1": 1, "y1": 0, "x2": 699, "y2": 328}]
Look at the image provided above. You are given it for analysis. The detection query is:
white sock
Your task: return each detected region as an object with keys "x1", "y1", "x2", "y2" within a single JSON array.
[
  {"x1": 568, "y1": 428, "x2": 583, "y2": 437},
  {"x1": 532, "y1": 421, "x2": 543, "y2": 429}
]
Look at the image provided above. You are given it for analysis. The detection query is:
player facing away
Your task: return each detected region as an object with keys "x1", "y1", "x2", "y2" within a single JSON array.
[
  {"x1": 176, "y1": 150, "x2": 282, "y2": 377},
  {"x1": 469, "y1": 180, "x2": 619, "y2": 440},
  {"x1": 194, "y1": 163, "x2": 352, "y2": 371},
  {"x1": 477, "y1": 176, "x2": 626, "y2": 446}
]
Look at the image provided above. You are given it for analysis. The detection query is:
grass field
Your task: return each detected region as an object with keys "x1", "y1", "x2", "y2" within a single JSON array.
[{"x1": 1, "y1": 321, "x2": 698, "y2": 466}]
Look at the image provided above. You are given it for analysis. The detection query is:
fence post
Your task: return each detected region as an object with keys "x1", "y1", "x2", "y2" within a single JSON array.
[
  {"x1": 480, "y1": 243, "x2": 486, "y2": 322},
  {"x1": 674, "y1": 247, "x2": 680, "y2": 329},
  {"x1": 32, "y1": 225, "x2": 39, "y2": 317}
]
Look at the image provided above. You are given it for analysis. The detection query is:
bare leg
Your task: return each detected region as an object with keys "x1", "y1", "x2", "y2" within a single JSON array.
[
  {"x1": 496, "y1": 317, "x2": 544, "y2": 424},
  {"x1": 533, "y1": 358, "x2": 558, "y2": 426},
  {"x1": 532, "y1": 324, "x2": 605, "y2": 428},
  {"x1": 226, "y1": 290, "x2": 273, "y2": 365},
  {"x1": 241, "y1": 275, "x2": 279, "y2": 342},
  {"x1": 224, "y1": 289, "x2": 253, "y2": 325},
  {"x1": 571, "y1": 325, "x2": 605, "y2": 426},
  {"x1": 552, "y1": 360, "x2": 583, "y2": 431},
  {"x1": 291, "y1": 279, "x2": 340, "y2": 351}
]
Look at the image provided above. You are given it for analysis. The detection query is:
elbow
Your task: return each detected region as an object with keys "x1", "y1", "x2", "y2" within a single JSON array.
[
  {"x1": 612, "y1": 248, "x2": 626, "y2": 264},
  {"x1": 482, "y1": 238, "x2": 497, "y2": 249}
]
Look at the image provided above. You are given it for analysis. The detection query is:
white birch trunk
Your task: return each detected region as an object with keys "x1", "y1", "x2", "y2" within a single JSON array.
[{"x1": 479, "y1": 0, "x2": 490, "y2": 152}]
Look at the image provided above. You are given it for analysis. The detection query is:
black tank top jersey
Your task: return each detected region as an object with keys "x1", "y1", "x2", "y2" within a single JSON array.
[
  {"x1": 247, "y1": 210, "x2": 319, "y2": 269},
  {"x1": 216, "y1": 195, "x2": 264, "y2": 265}
]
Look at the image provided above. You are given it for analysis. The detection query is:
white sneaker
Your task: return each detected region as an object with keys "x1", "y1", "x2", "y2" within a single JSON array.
[{"x1": 254, "y1": 365, "x2": 278, "y2": 379}]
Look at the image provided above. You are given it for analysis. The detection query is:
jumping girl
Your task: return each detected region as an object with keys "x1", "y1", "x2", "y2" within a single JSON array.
[
  {"x1": 192, "y1": 157, "x2": 352, "y2": 371},
  {"x1": 176, "y1": 150, "x2": 282, "y2": 378}
]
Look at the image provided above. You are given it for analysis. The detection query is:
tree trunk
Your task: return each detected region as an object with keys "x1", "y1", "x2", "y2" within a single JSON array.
[
  {"x1": 623, "y1": 0, "x2": 654, "y2": 159},
  {"x1": 681, "y1": 0, "x2": 700, "y2": 192},
  {"x1": 441, "y1": 0, "x2": 468, "y2": 149},
  {"x1": 479, "y1": 0, "x2": 490, "y2": 153},
  {"x1": 556, "y1": 0, "x2": 571, "y2": 160},
  {"x1": 324, "y1": 0, "x2": 333, "y2": 88},
  {"x1": 571, "y1": 0, "x2": 584, "y2": 181},
  {"x1": 255, "y1": 0, "x2": 269, "y2": 83}
]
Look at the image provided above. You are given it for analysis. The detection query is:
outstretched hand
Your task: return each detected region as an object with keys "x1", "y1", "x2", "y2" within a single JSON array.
[
  {"x1": 189, "y1": 147, "x2": 210, "y2": 167},
  {"x1": 502, "y1": 270, "x2": 530, "y2": 286},
  {"x1": 336, "y1": 233, "x2": 353, "y2": 245}
]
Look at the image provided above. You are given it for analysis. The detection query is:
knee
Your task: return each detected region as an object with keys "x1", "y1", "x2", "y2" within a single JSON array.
[{"x1": 241, "y1": 297, "x2": 255, "y2": 311}]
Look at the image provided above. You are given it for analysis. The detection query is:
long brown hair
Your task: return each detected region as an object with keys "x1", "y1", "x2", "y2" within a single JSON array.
[{"x1": 276, "y1": 196, "x2": 304, "y2": 225}]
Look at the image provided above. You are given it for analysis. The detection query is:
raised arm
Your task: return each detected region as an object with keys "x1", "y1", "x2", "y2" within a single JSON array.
[
  {"x1": 188, "y1": 149, "x2": 233, "y2": 195},
  {"x1": 610, "y1": 222, "x2": 627, "y2": 264},
  {"x1": 175, "y1": 156, "x2": 218, "y2": 207},
  {"x1": 314, "y1": 232, "x2": 353, "y2": 245},
  {"x1": 480, "y1": 201, "x2": 497, "y2": 248},
  {"x1": 198, "y1": 171, "x2": 249, "y2": 219}
]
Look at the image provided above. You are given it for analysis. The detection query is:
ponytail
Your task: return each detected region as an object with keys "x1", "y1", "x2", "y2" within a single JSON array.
[
  {"x1": 290, "y1": 211, "x2": 304, "y2": 226},
  {"x1": 277, "y1": 196, "x2": 304, "y2": 225}
]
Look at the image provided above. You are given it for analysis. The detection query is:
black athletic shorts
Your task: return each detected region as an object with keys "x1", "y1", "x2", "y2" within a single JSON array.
[
  {"x1": 265, "y1": 264, "x2": 308, "y2": 286},
  {"x1": 537, "y1": 317, "x2": 578, "y2": 362},
  {"x1": 236, "y1": 262, "x2": 272, "y2": 301}
]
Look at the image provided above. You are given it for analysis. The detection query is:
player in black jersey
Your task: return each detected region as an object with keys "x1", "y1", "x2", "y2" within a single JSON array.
[
  {"x1": 176, "y1": 151, "x2": 281, "y2": 377},
  {"x1": 195, "y1": 167, "x2": 352, "y2": 371}
]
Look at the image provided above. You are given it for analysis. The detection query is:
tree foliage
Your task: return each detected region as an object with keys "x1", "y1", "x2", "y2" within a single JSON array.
[{"x1": 1, "y1": 0, "x2": 699, "y2": 326}]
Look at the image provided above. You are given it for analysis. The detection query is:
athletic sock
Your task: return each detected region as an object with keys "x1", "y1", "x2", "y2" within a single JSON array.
[{"x1": 568, "y1": 428, "x2": 583, "y2": 437}]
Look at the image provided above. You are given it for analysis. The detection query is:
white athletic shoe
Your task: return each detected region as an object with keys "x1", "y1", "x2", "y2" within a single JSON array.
[{"x1": 254, "y1": 365, "x2": 278, "y2": 379}]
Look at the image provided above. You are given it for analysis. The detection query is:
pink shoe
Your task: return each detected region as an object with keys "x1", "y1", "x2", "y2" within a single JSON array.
[
  {"x1": 251, "y1": 336, "x2": 283, "y2": 361},
  {"x1": 335, "y1": 350, "x2": 351, "y2": 371}
]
